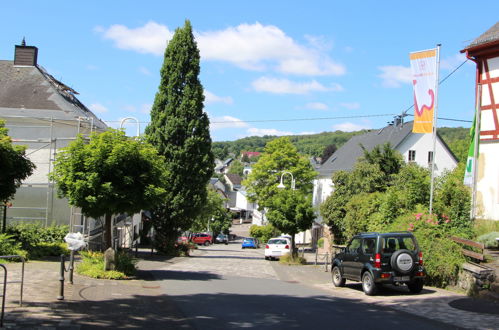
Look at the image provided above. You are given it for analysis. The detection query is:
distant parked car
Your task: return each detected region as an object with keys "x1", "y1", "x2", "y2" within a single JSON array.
[
  {"x1": 242, "y1": 237, "x2": 259, "y2": 249},
  {"x1": 265, "y1": 237, "x2": 291, "y2": 260},
  {"x1": 191, "y1": 233, "x2": 213, "y2": 246},
  {"x1": 177, "y1": 236, "x2": 189, "y2": 244},
  {"x1": 216, "y1": 234, "x2": 229, "y2": 244}
]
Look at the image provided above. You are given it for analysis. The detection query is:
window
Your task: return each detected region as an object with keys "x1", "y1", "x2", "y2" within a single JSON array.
[
  {"x1": 347, "y1": 238, "x2": 362, "y2": 254},
  {"x1": 428, "y1": 151, "x2": 433, "y2": 164},
  {"x1": 362, "y1": 238, "x2": 376, "y2": 254},
  {"x1": 408, "y1": 150, "x2": 416, "y2": 162}
]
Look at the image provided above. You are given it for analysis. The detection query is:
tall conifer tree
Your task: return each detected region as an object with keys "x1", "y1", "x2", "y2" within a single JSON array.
[{"x1": 145, "y1": 20, "x2": 214, "y2": 251}]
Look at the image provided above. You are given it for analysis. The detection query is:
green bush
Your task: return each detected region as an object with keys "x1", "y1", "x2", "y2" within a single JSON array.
[
  {"x1": 279, "y1": 253, "x2": 307, "y2": 265},
  {"x1": 175, "y1": 242, "x2": 196, "y2": 256},
  {"x1": 76, "y1": 250, "x2": 137, "y2": 279},
  {"x1": 28, "y1": 242, "x2": 70, "y2": 259},
  {"x1": 317, "y1": 238, "x2": 324, "y2": 248},
  {"x1": 0, "y1": 234, "x2": 27, "y2": 261},
  {"x1": 476, "y1": 232, "x2": 499, "y2": 249},
  {"x1": 474, "y1": 220, "x2": 499, "y2": 238},
  {"x1": 389, "y1": 212, "x2": 466, "y2": 287},
  {"x1": 6, "y1": 223, "x2": 68, "y2": 252},
  {"x1": 250, "y1": 224, "x2": 279, "y2": 243}
]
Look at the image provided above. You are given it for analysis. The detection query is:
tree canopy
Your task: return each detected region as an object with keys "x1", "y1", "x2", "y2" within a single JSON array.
[
  {"x1": 50, "y1": 129, "x2": 167, "y2": 248},
  {"x1": 0, "y1": 120, "x2": 35, "y2": 202},
  {"x1": 144, "y1": 20, "x2": 214, "y2": 252}
]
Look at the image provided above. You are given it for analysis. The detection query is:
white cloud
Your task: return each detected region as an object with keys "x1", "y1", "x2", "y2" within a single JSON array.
[
  {"x1": 340, "y1": 102, "x2": 360, "y2": 110},
  {"x1": 138, "y1": 66, "x2": 152, "y2": 76},
  {"x1": 204, "y1": 91, "x2": 233, "y2": 105},
  {"x1": 440, "y1": 53, "x2": 467, "y2": 71},
  {"x1": 378, "y1": 65, "x2": 412, "y2": 88},
  {"x1": 332, "y1": 121, "x2": 371, "y2": 132},
  {"x1": 97, "y1": 21, "x2": 173, "y2": 55},
  {"x1": 97, "y1": 21, "x2": 345, "y2": 76},
  {"x1": 246, "y1": 127, "x2": 294, "y2": 137},
  {"x1": 252, "y1": 77, "x2": 343, "y2": 94},
  {"x1": 89, "y1": 103, "x2": 108, "y2": 113},
  {"x1": 140, "y1": 104, "x2": 152, "y2": 114},
  {"x1": 305, "y1": 102, "x2": 329, "y2": 110},
  {"x1": 210, "y1": 115, "x2": 249, "y2": 130},
  {"x1": 123, "y1": 105, "x2": 137, "y2": 113}
]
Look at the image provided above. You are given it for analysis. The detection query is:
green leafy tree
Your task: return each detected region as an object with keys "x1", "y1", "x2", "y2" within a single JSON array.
[
  {"x1": 228, "y1": 159, "x2": 244, "y2": 177},
  {"x1": 50, "y1": 129, "x2": 167, "y2": 249},
  {"x1": 191, "y1": 188, "x2": 232, "y2": 239},
  {"x1": 361, "y1": 142, "x2": 403, "y2": 183},
  {"x1": 244, "y1": 137, "x2": 316, "y2": 209},
  {"x1": 0, "y1": 120, "x2": 36, "y2": 202},
  {"x1": 266, "y1": 189, "x2": 315, "y2": 254},
  {"x1": 1, "y1": 120, "x2": 35, "y2": 232},
  {"x1": 145, "y1": 20, "x2": 214, "y2": 252}
]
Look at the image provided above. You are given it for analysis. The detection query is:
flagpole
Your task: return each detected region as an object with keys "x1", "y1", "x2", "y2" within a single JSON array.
[
  {"x1": 429, "y1": 44, "x2": 441, "y2": 215},
  {"x1": 471, "y1": 84, "x2": 481, "y2": 219}
]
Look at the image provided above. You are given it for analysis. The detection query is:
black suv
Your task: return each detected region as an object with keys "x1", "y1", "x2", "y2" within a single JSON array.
[{"x1": 331, "y1": 232, "x2": 425, "y2": 295}]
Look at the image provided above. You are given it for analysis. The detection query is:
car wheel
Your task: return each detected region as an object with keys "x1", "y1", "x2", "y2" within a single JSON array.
[
  {"x1": 331, "y1": 266, "x2": 346, "y2": 287},
  {"x1": 265, "y1": 256, "x2": 269, "y2": 260},
  {"x1": 407, "y1": 279, "x2": 424, "y2": 293},
  {"x1": 362, "y1": 271, "x2": 379, "y2": 296},
  {"x1": 204, "y1": 241, "x2": 210, "y2": 246}
]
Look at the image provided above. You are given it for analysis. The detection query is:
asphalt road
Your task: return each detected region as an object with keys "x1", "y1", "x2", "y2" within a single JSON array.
[{"x1": 153, "y1": 241, "x2": 458, "y2": 330}]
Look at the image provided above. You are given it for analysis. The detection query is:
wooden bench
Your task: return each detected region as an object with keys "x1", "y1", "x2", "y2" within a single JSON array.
[{"x1": 450, "y1": 236, "x2": 485, "y2": 262}]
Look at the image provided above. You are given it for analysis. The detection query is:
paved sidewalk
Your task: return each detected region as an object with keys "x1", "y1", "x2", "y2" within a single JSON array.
[{"x1": 1, "y1": 255, "x2": 191, "y2": 329}]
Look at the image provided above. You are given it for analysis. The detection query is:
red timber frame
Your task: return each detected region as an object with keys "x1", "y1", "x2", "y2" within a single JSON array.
[
  {"x1": 478, "y1": 55, "x2": 499, "y2": 141},
  {"x1": 464, "y1": 42, "x2": 499, "y2": 142}
]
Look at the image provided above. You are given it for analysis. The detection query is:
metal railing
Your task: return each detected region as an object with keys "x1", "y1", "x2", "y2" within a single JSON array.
[
  {"x1": 315, "y1": 251, "x2": 330, "y2": 272},
  {"x1": 0, "y1": 264, "x2": 6, "y2": 327},
  {"x1": 0, "y1": 255, "x2": 25, "y2": 306}
]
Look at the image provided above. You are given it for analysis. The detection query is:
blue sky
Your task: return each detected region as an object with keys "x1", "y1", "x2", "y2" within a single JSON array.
[{"x1": 1, "y1": 1, "x2": 497, "y2": 141}]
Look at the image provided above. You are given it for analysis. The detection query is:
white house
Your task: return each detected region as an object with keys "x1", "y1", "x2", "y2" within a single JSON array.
[
  {"x1": 312, "y1": 120, "x2": 458, "y2": 223},
  {"x1": 461, "y1": 22, "x2": 499, "y2": 221}
]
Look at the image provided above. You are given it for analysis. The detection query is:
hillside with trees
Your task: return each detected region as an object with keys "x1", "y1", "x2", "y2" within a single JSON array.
[{"x1": 213, "y1": 126, "x2": 470, "y2": 163}]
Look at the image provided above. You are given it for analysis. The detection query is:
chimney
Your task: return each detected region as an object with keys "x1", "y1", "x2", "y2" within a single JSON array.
[{"x1": 14, "y1": 38, "x2": 38, "y2": 66}]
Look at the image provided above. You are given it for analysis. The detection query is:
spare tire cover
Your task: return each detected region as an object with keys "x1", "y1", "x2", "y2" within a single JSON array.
[{"x1": 390, "y1": 249, "x2": 414, "y2": 274}]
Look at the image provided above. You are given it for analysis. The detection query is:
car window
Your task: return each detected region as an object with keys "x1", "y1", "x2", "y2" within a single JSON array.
[
  {"x1": 347, "y1": 238, "x2": 362, "y2": 253},
  {"x1": 268, "y1": 239, "x2": 288, "y2": 245},
  {"x1": 381, "y1": 236, "x2": 417, "y2": 253},
  {"x1": 362, "y1": 238, "x2": 376, "y2": 254}
]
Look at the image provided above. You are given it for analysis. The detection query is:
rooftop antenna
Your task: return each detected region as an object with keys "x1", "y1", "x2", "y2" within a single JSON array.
[{"x1": 21, "y1": 37, "x2": 26, "y2": 46}]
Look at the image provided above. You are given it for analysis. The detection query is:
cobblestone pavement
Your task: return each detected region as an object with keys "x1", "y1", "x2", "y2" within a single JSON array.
[
  {"x1": 0, "y1": 242, "x2": 498, "y2": 329},
  {"x1": 161, "y1": 242, "x2": 499, "y2": 330}
]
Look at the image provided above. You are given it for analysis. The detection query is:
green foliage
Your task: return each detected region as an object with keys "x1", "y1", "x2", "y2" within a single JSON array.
[
  {"x1": 388, "y1": 212, "x2": 466, "y2": 287},
  {"x1": 250, "y1": 224, "x2": 280, "y2": 243},
  {"x1": 76, "y1": 250, "x2": 136, "y2": 279},
  {"x1": 175, "y1": 242, "x2": 196, "y2": 257},
  {"x1": 343, "y1": 192, "x2": 382, "y2": 239},
  {"x1": 145, "y1": 20, "x2": 214, "y2": 253},
  {"x1": 29, "y1": 242, "x2": 69, "y2": 259},
  {"x1": 476, "y1": 232, "x2": 499, "y2": 248},
  {"x1": 191, "y1": 188, "x2": 232, "y2": 238},
  {"x1": 266, "y1": 189, "x2": 315, "y2": 252},
  {"x1": 474, "y1": 219, "x2": 499, "y2": 238},
  {"x1": 244, "y1": 137, "x2": 316, "y2": 209},
  {"x1": 438, "y1": 127, "x2": 469, "y2": 163},
  {"x1": 279, "y1": 253, "x2": 307, "y2": 265},
  {"x1": 6, "y1": 223, "x2": 68, "y2": 251},
  {"x1": 50, "y1": 129, "x2": 167, "y2": 249},
  {"x1": 361, "y1": 142, "x2": 403, "y2": 180},
  {"x1": 317, "y1": 237, "x2": 324, "y2": 248},
  {"x1": 0, "y1": 120, "x2": 36, "y2": 202},
  {"x1": 0, "y1": 233, "x2": 26, "y2": 259},
  {"x1": 433, "y1": 164, "x2": 472, "y2": 232},
  {"x1": 228, "y1": 159, "x2": 245, "y2": 177}
]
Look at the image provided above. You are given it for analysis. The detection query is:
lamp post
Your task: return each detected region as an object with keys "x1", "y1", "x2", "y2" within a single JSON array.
[
  {"x1": 277, "y1": 171, "x2": 296, "y2": 190},
  {"x1": 119, "y1": 117, "x2": 140, "y2": 137}
]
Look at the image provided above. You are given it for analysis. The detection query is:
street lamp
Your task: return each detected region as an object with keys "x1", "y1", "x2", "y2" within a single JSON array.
[
  {"x1": 277, "y1": 171, "x2": 296, "y2": 190},
  {"x1": 120, "y1": 117, "x2": 140, "y2": 137}
]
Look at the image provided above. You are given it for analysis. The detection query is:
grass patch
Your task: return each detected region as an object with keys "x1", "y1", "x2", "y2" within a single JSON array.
[
  {"x1": 76, "y1": 250, "x2": 137, "y2": 280},
  {"x1": 474, "y1": 219, "x2": 499, "y2": 237},
  {"x1": 279, "y1": 253, "x2": 307, "y2": 265}
]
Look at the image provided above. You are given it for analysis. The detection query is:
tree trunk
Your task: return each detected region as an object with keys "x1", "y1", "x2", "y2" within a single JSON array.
[
  {"x1": 104, "y1": 213, "x2": 112, "y2": 250},
  {"x1": 291, "y1": 234, "x2": 298, "y2": 258}
]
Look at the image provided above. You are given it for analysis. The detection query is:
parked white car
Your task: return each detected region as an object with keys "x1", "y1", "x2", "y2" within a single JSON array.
[{"x1": 265, "y1": 237, "x2": 291, "y2": 260}]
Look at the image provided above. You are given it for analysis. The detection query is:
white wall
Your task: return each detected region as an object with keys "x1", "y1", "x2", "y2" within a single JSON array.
[{"x1": 396, "y1": 133, "x2": 457, "y2": 176}]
